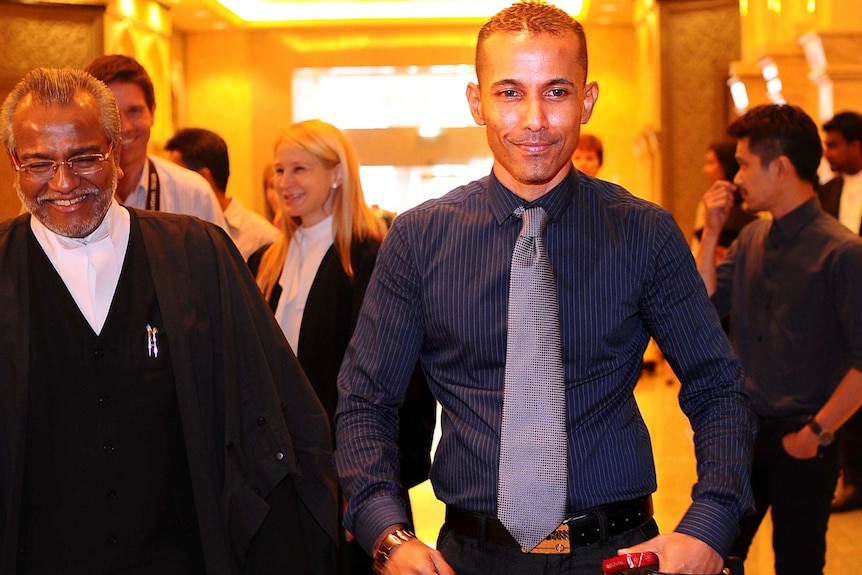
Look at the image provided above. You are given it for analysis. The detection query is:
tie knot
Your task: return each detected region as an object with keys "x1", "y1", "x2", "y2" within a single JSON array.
[{"x1": 516, "y1": 206, "x2": 549, "y2": 238}]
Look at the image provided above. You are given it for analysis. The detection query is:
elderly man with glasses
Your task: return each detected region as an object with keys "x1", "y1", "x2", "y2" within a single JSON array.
[{"x1": 0, "y1": 67, "x2": 337, "y2": 575}]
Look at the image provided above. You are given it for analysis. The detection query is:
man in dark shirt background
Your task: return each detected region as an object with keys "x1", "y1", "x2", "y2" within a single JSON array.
[
  {"x1": 818, "y1": 111, "x2": 862, "y2": 513},
  {"x1": 698, "y1": 104, "x2": 862, "y2": 575}
]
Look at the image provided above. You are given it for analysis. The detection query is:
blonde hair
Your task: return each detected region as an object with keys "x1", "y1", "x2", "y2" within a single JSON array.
[{"x1": 256, "y1": 119, "x2": 386, "y2": 300}]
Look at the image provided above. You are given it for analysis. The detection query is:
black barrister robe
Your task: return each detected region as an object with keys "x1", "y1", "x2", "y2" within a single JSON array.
[{"x1": 0, "y1": 208, "x2": 337, "y2": 574}]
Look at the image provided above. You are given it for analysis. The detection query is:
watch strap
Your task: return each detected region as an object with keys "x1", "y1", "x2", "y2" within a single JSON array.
[
  {"x1": 373, "y1": 528, "x2": 416, "y2": 574},
  {"x1": 807, "y1": 416, "x2": 834, "y2": 446}
]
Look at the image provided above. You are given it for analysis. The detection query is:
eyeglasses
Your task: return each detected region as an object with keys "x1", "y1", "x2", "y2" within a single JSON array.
[{"x1": 12, "y1": 143, "x2": 114, "y2": 180}]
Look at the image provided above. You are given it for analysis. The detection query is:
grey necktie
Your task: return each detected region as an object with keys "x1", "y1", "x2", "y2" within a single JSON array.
[{"x1": 497, "y1": 205, "x2": 567, "y2": 551}]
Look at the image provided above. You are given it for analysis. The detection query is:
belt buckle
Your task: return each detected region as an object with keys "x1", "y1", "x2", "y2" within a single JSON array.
[{"x1": 523, "y1": 524, "x2": 570, "y2": 554}]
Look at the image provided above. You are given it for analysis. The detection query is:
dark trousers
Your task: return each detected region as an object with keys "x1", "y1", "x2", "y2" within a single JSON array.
[
  {"x1": 730, "y1": 419, "x2": 839, "y2": 575},
  {"x1": 437, "y1": 519, "x2": 659, "y2": 575},
  {"x1": 838, "y1": 407, "x2": 862, "y2": 486}
]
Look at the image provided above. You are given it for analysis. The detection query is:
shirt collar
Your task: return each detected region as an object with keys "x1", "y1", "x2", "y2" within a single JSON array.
[
  {"x1": 31, "y1": 198, "x2": 127, "y2": 251},
  {"x1": 295, "y1": 214, "x2": 334, "y2": 245},
  {"x1": 771, "y1": 196, "x2": 821, "y2": 241},
  {"x1": 486, "y1": 165, "x2": 578, "y2": 226}
]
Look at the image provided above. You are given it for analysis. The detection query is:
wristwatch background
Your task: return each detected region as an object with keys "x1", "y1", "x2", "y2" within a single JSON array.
[
  {"x1": 373, "y1": 528, "x2": 416, "y2": 574},
  {"x1": 807, "y1": 417, "x2": 835, "y2": 446}
]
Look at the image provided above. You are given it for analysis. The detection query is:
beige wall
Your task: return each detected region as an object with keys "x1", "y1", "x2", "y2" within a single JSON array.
[{"x1": 102, "y1": 0, "x2": 175, "y2": 148}]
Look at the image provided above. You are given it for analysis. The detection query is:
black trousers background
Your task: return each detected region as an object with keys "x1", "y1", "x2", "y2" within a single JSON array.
[
  {"x1": 730, "y1": 419, "x2": 839, "y2": 575},
  {"x1": 838, "y1": 408, "x2": 862, "y2": 487}
]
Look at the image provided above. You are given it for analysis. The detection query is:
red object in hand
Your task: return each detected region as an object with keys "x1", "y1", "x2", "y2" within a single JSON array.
[{"x1": 602, "y1": 552, "x2": 660, "y2": 575}]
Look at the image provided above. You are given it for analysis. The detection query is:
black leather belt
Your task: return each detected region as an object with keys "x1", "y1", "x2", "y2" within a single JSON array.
[{"x1": 445, "y1": 495, "x2": 653, "y2": 552}]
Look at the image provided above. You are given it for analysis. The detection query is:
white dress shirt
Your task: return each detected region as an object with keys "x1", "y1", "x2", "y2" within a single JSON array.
[
  {"x1": 124, "y1": 155, "x2": 228, "y2": 231},
  {"x1": 223, "y1": 198, "x2": 281, "y2": 259},
  {"x1": 838, "y1": 171, "x2": 862, "y2": 234},
  {"x1": 274, "y1": 216, "x2": 334, "y2": 353},
  {"x1": 30, "y1": 200, "x2": 130, "y2": 334}
]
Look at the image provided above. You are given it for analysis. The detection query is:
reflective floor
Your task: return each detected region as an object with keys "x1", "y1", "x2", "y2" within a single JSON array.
[{"x1": 408, "y1": 369, "x2": 861, "y2": 575}]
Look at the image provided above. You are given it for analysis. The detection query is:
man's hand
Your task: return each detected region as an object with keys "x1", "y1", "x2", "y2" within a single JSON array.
[
  {"x1": 782, "y1": 428, "x2": 820, "y2": 460},
  {"x1": 381, "y1": 538, "x2": 456, "y2": 575},
  {"x1": 619, "y1": 532, "x2": 724, "y2": 574},
  {"x1": 696, "y1": 180, "x2": 737, "y2": 294},
  {"x1": 702, "y1": 181, "x2": 735, "y2": 237}
]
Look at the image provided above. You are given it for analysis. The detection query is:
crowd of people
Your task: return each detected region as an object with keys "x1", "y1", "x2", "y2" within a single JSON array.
[{"x1": 0, "y1": 2, "x2": 860, "y2": 575}]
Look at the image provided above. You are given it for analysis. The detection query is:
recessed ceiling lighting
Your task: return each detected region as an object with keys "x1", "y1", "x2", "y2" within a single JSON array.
[{"x1": 213, "y1": 0, "x2": 586, "y2": 22}]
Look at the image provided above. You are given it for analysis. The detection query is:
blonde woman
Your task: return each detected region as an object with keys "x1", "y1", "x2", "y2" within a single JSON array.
[
  {"x1": 251, "y1": 119, "x2": 386, "y2": 426},
  {"x1": 249, "y1": 120, "x2": 434, "y2": 573}
]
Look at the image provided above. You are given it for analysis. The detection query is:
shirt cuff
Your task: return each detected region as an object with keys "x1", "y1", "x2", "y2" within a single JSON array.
[
  {"x1": 353, "y1": 493, "x2": 410, "y2": 556},
  {"x1": 674, "y1": 499, "x2": 740, "y2": 559}
]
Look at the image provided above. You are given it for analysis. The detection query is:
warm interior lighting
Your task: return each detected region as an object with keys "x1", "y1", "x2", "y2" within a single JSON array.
[
  {"x1": 119, "y1": 0, "x2": 137, "y2": 18},
  {"x1": 727, "y1": 76, "x2": 749, "y2": 114},
  {"x1": 759, "y1": 58, "x2": 779, "y2": 81},
  {"x1": 798, "y1": 31, "x2": 827, "y2": 75},
  {"x1": 418, "y1": 125, "x2": 443, "y2": 138},
  {"x1": 758, "y1": 58, "x2": 786, "y2": 105},
  {"x1": 147, "y1": 3, "x2": 165, "y2": 32},
  {"x1": 214, "y1": 0, "x2": 586, "y2": 22},
  {"x1": 766, "y1": 77, "x2": 785, "y2": 101}
]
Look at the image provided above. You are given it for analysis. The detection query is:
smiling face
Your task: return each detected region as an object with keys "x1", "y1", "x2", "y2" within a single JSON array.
[
  {"x1": 272, "y1": 141, "x2": 339, "y2": 227},
  {"x1": 12, "y1": 94, "x2": 117, "y2": 238},
  {"x1": 467, "y1": 30, "x2": 598, "y2": 201},
  {"x1": 107, "y1": 80, "x2": 153, "y2": 173}
]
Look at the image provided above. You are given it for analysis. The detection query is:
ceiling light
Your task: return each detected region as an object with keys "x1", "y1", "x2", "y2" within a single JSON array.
[{"x1": 214, "y1": 0, "x2": 586, "y2": 23}]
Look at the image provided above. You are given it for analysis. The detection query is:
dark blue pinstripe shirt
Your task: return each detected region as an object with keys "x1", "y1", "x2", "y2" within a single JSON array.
[{"x1": 336, "y1": 168, "x2": 755, "y2": 557}]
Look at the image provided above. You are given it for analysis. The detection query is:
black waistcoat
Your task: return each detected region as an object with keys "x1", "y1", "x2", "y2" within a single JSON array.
[{"x1": 19, "y1": 222, "x2": 204, "y2": 574}]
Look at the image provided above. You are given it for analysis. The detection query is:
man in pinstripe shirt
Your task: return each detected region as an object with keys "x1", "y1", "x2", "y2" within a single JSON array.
[{"x1": 336, "y1": 3, "x2": 756, "y2": 574}]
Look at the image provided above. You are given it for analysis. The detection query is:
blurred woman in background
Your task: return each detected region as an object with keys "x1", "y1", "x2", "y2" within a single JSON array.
[{"x1": 262, "y1": 162, "x2": 283, "y2": 229}]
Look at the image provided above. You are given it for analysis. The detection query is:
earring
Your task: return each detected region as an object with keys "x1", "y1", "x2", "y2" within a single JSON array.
[{"x1": 331, "y1": 183, "x2": 338, "y2": 190}]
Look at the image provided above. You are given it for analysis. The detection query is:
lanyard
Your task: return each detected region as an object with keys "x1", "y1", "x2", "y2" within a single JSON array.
[{"x1": 146, "y1": 160, "x2": 161, "y2": 211}]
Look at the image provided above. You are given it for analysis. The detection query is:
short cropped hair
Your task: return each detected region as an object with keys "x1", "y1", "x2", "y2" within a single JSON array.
[
  {"x1": 165, "y1": 127, "x2": 231, "y2": 191},
  {"x1": 823, "y1": 111, "x2": 862, "y2": 144},
  {"x1": 85, "y1": 54, "x2": 156, "y2": 112},
  {"x1": 727, "y1": 104, "x2": 822, "y2": 187},
  {"x1": 0, "y1": 67, "x2": 121, "y2": 153},
  {"x1": 476, "y1": 1, "x2": 587, "y2": 81}
]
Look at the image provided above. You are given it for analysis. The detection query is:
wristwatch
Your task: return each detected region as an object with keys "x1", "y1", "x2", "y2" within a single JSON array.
[
  {"x1": 373, "y1": 528, "x2": 416, "y2": 574},
  {"x1": 807, "y1": 416, "x2": 835, "y2": 446}
]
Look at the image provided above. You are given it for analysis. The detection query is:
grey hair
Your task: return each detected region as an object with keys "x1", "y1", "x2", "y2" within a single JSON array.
[{"x1": 0, "y1": 67, "x2": 121, "y2": 152}]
